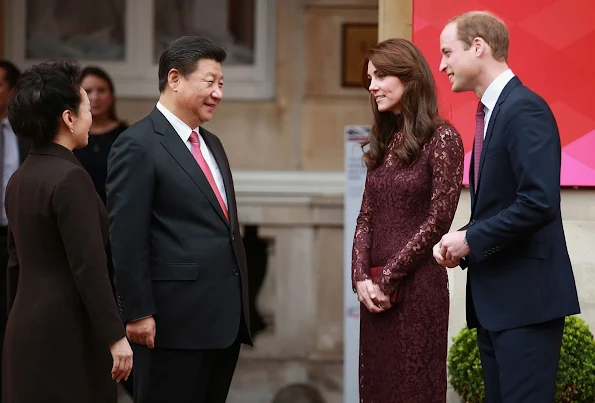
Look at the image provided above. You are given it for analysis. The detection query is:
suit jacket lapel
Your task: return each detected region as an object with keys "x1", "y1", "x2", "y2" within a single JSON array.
[
  {"x1": 201, "y1": 128, "x2": 236, "y2": 232},
  {"x1": 471, "y1": 106, "x2": 499, "y2": 216},
  {"x1": 474, "y1": 103, "x2": 500, "y2": 200},
  {"x1": 471, "y1": 76, "x2": 522, "y2": 214},
  {"x1": 152, "y1": 109, "x2": 229, "y2": 226},
  {"x1": 470, "y1": 148, "x2": 477, "y2": 208}
]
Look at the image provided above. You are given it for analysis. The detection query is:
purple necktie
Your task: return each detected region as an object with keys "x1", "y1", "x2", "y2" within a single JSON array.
[{"x1": 473, "y1": 101, "x2": 485, "y2": 191}]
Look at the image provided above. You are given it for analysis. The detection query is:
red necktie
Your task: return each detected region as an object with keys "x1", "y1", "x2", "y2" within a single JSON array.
[
  {"x1": 189, "y1": 131, "x2": 229, "y2": 222},
  {"x1": 473, "y1": 101, "x2": 485, "y2": 191}
]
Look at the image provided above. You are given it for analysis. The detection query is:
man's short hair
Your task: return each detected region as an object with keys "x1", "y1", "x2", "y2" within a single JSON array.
[
  {"x1": 157, "y1": 36, "x2": 226, "y2": 92},
  {"x1": 449, "y1": 11, "x2": 509, "y2": 62}
]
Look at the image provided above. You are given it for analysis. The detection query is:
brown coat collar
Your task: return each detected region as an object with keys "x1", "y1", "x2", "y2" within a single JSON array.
[{"x1": 29, "y1": 142, "x2": 83, "y2": 168}]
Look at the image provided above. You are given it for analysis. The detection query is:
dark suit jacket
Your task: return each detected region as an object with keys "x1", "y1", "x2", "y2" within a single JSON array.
[
  {"x1": 106, "y1": 107, "x2": 251, "y2": 350},
  {"x1": 4, "y1": 143, "x2": 124, "y2": 403},
  {"x1": 462, "y1": 76, "x2": 580, "y2": 331}
]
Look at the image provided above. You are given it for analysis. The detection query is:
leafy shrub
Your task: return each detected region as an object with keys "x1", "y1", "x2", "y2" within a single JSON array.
[{"x1": 447, "y1": 316, "x2": 595, "y2": 402}]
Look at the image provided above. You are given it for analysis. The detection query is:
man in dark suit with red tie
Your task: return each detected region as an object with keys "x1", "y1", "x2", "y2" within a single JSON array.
[
  {"x1": 106, "y1": 37, "x2": 251, "y2": 403},
  {"x1": 433, "y1": 11, "x2": 580, "y2": 403}
]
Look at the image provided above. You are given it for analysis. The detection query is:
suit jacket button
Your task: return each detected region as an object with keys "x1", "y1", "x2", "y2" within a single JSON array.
[
  {"x1": 232, "y1": 268, "x2": 239, "y2": 276},
  {"x1": 470, "y1": 220, "x2": 475, "y2": 225}
]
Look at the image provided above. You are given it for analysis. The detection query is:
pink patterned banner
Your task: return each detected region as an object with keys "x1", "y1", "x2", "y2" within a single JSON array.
[{"x1": 413, "y1": 0, "x2": 595, "y2": 187}]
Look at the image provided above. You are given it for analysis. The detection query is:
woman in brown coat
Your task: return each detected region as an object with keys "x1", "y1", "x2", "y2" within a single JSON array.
[{"x1": 2, "y1": 60, "x2": 132, "y2": 403}]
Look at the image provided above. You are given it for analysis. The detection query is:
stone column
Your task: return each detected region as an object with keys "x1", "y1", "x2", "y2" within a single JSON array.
[
  {"x1": 277, "y1": 0, "x2": 306, "y2": 170},
  {"x1": 378, "y1": 0, "x2": 413, "y2": 41}
]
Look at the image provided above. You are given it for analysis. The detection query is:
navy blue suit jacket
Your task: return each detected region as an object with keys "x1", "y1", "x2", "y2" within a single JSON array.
[{"x1": 461, "y1": 76, "x2": 580, "y2": 331}]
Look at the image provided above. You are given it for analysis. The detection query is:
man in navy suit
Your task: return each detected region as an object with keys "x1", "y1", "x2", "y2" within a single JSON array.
[{"x1": 433, "y1": 11, "x2": 580, "y2": 403}]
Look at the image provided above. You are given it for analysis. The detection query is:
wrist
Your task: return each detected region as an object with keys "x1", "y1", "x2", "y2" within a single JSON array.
[{"x1": 462, "y1": 233, "x2": 472, "y2": 257}]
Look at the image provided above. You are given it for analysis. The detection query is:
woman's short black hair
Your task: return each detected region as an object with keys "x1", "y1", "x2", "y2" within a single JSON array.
[{"x1": 8, "y1": 60, "x2": 82, "y2": 147}]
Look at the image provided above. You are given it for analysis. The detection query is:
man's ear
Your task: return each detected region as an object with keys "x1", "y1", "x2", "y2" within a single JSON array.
[
  {"x1": 168, "y1": 69, "x2": 181, "y2": 92},
  {"x1": 473, "y1": 37, "x2": 488, "y2": 57}
]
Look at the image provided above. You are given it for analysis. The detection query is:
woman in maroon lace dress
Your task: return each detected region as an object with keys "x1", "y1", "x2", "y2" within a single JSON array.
[{"x1": 352, "y1": 39, "x2": 464, "y2": 402}]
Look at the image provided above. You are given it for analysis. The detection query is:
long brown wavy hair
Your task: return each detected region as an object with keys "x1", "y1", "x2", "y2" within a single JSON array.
[{"x1": 361, "y1": 38, "x2": 447, "y2": 169}]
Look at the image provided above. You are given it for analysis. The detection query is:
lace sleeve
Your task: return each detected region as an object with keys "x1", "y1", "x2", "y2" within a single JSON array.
[
  {"x1": 351, "y1": 172, "x2": 373, "y2": 292},
  {"x1": 374, "y1": 125, "x2": 464, "y2": 296}
]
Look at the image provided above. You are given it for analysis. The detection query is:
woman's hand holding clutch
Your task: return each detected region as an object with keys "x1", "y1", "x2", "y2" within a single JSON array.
[
  {"x1": 356, "y1": 279, "x2": 392, "y2": 313},
  {"x1": 356, "y1": 279, "x2": 385, "y2": 313}
]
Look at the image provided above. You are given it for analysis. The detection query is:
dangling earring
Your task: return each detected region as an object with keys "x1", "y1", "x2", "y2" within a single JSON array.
[{"x1": 70, "y1": 126, "x2": 74, "y2": 133}]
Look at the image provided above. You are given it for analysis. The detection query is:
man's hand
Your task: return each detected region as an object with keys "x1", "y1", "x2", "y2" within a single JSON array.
[
  {"x1": 356, "y1": 280, "x2": 387, "y2": 313},
  {"x1": 438, "y1": 230, "x2": 470, "y2": 262},
  {"x1": 126, "y1": 316, "x2": 156, "y2": 349},
  {"x1": 433, "y1": 242, "x2": 461, "y2": 268}
]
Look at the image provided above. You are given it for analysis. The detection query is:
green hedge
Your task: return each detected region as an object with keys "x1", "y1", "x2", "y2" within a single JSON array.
[{"x1": 448, "y1": 316, "x2": 595, "y2": 402}]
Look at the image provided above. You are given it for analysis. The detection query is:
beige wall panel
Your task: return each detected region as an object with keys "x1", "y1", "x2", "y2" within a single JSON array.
[
  {"x1": 378, "y1": 0, "x2": 412, "y2": 41},
  {"x1": 306, "y1": 8, "x2": 378, "y2": 97},
  {"x1": 302, "y1": 97, "x2": 372, "y2": 170}
]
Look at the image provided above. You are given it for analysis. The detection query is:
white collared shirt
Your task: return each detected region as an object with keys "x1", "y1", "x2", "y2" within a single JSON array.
[
  {"x1": 480, "y1": 69, "x2": 515, "y2": 138},
  {"x1": 155, "y1": 102, "x2": 228, "y2": 209},
  {"x1": 0, "y1": 118, "x2": 20, "y2": 226}
]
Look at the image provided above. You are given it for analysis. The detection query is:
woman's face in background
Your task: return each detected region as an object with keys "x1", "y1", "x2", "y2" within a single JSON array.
[{"x1": 81, "y1": 74, "x2": 114, "y2": 119}]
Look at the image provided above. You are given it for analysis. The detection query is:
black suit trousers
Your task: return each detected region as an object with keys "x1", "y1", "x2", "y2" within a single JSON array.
[
  {"x1": 132, "y1": 336, "x2": 241, "y2": 403},
  {"x1": 477, "y1": 318, "x2": 564, "y2": 403}
]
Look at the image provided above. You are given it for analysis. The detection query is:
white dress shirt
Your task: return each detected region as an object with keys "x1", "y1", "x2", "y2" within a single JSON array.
[
  {"x1": 1, "y1": 118, "x2": 20, "y2": 226},
  {"x1": 155, "y1": 102, "x2": 228, "y2": 209},
  {"x1": 480, "y1": 69, "x2": 515, "y2": 138}
]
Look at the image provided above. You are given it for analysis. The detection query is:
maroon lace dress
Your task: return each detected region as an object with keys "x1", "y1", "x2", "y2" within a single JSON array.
[{"x1": 351, "y1": 124, "x2": 464, "y2": 403}]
